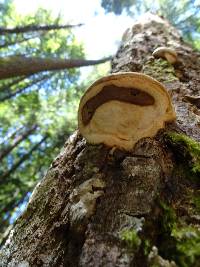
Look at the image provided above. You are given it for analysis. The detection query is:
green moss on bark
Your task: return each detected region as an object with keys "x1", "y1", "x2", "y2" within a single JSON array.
[
  {"x1": 193, "y1": 194, "x2": 200, "y2": 213},
  {"x1": 120, "y1": 229, "x2": 141, "y2": 251},
  {"x1": 143, "y1": 59, "x2": 178, "y2": 82},
  {"x1": 171, "y1": 225, "x2": 200, "y2": 267},
  {"x1": 166, "y1": 132, "x2": 200, "y2": 175},
  {"x1": 158, "y1": 202, "x2": 200, "y2": 267}
]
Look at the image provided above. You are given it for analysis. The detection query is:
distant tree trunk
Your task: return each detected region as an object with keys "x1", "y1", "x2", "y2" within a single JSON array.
[
  {"x1": 0, "y1": 77, "x2": 26, "y2": 91},
  {"x1": 0, "y1": 74, "x2": 51, "y2": 101},
  {"x1": 0, "y1": 35, "x2": 39, "y2": 49},
  {"x1": 0, "y1": 125, "x2": 24, "y2": 145},
  {"x1": 0, "y1": 135, "x2": 48, "y2": 183},
  {"x1": 0, "y1": 124, "x2": 38, "y2": 161},
  {"x1": 0, "y1": 56, "x2": 111, "y2": 79},
  {"x1": 1, "y1": 14, "x2": 200, "y2": 267},
  {"x1": 0, "y1": 23, "x2": 83, "y2": 35}
]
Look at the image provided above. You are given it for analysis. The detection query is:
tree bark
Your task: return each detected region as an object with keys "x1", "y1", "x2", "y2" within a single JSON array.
[
  {"x1": 0, "y1": 23, "x2": 83, "y2": 35},
  {"x1": 0, "y1": 56, "x2": 112, "y2": 80},
  {"x1": 0, "y1": 124, "x2": 38, "y2": 162},
  {"x1": 1, "y1": 14, "x2": 200, "y2": 267}
]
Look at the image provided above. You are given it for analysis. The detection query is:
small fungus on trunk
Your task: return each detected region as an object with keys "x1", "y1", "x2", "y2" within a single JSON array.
[
  {"x1": 78, "y1": 72, "x2": 176, "y2": 151},
  {"x1": 152, "y1": 47, "x2": 178, "y2": 64}
]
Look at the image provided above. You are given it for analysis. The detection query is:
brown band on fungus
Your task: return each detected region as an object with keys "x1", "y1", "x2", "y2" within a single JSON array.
[{"x1": 82, "y1": 84, "x2": 155, "y2": 125}]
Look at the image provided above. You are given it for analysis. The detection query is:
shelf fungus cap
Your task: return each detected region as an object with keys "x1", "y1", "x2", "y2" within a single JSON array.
[
  {"x1": 78, "y1": 72, "x2": 176, "y2": 151},
  {"x1": 152, "y1": 47, "x2": 178, "y2": 64}
]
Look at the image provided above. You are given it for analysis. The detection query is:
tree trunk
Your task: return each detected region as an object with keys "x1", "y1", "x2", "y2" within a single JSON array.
[
  {"x1": 0, "y1": 74, "x2": 51, "y2": 101},
  {"x1": 0, "y1": 77, "x2": 26, "y2": 91},
  {"x1": 0, "y1": 124, "x2": 38, "y2": 161},
  {"x1": 0, "y1": 23, "x2": 83, "y2": 35},
  {"x1": 0, "y1": 135, "x2": 48, "y2": 183},
  {"x1": 0, "y1": 56, "x2": 111, "y2": 80},
  {"x1": 0, "y1": 125, "x2": 24, "y2": 145},
  {"x1": 0, "y1": 35, "x2": 39, "y2": 49},
  {"x1": 1, "y1": 14, "x2": 200, "y2": 267}
]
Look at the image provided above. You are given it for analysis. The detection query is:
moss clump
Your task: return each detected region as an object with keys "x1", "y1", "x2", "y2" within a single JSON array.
[
  {"x1": 158, "y1": 202, "x2": 200, "y2": 267},
  {"x1": 166, "y1": 132, "x2": 200, "y2": 174},
  {"x1": 143, "y1": 239, "x2": 151, "y2": 256},
  {"x1": 120, "y1": 229, "x2": 141, "y2": 251},
  {"x1": 193, "y1": 194, "x2": 200, "y2": 213},
  {"x1": 159, "y1": 201, "x2": 177, "y2": 233},
  {"x1": 143, "y1": 59, "x2": 178, "y2": 83},
  {"x1": 171, "y1": 226, "x2": 200, "y2": 267}
]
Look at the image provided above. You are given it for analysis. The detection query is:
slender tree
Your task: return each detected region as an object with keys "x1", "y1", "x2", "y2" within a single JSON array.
[
  {"x1": 0, "y1": 74, "x2": 51, "y2": 101},
  {"x1": 0, "y1": 125, "x2": 24, "y2": 145},
  {"x1": 0, "y1": 77, "x2": 26, "y2": 91},
  {"x1": 0, "y1": 35, "x2": 39, "y2": 49},
  {"x1": 0, "y1": 23, "x2": 83, "y2": 35},
  {"x1": 0, "y1": 134, "x2": 48, "y2": 183},
  {"x1": 0, "y1": 124, "x2": 38, "y2": 161}
]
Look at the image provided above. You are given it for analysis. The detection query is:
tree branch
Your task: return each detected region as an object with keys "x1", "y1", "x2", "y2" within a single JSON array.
[
  {"x1": 0, "y1": 56, "x2": 112, "y2": 80},
  {"x1": 0, "y1": 74, "x2": 51, "y2": 101},
  {"x1": 0, "y1": 124, "x2": 38, "y2": 162},
  {"x1": 0, "y1": 126, "x2": 24, "y2": 145},
  {"x1": 0, "y1": 23, "x2": 83, "y2": 35},
  {"x1": 0, "y1": 35, "x2": 39, "y2": 49},
  {"x1": 0, "y1": 135, "x2": 48, "y2": 183}
]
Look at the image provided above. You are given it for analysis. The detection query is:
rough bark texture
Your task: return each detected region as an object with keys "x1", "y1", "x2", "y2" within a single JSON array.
[
  {"x1": 1, "y1": 14, "x2": 200, "y2": 267},
  {"x1": 0, "y1": 56, "x2": 111, "y2": 79}
]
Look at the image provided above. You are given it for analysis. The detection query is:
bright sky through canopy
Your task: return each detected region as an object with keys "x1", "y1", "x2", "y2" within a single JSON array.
[{"x1": 13, "y1": 0, "x2": 134, "y2": 58}]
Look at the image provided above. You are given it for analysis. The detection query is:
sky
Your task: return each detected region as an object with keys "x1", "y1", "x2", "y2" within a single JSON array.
[{"x1": 13, "y1": 0, "x2": 134, "y2": 59}]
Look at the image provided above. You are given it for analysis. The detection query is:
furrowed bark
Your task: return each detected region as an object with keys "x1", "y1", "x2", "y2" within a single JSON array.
[
  {"x1": 1, "y1": 14, "x2": 200, "y2": 267},
  {"x1": 0, "y1": 23, "x2": 83, "y2": 35},
  {"x1": 0, "y1": 124, "x2": 38, "y2": 162},
  {"x1": 0, "y1": 56, "x2": 112, "y2": 79}
]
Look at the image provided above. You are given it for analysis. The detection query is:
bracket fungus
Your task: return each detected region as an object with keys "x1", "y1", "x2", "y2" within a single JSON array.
[
  {"x1": 152, "y1": 47, "x2": 178, "y2": 64},
  {"x1": 78, "y1": 72, "x2": 176, "y2": 151}
]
